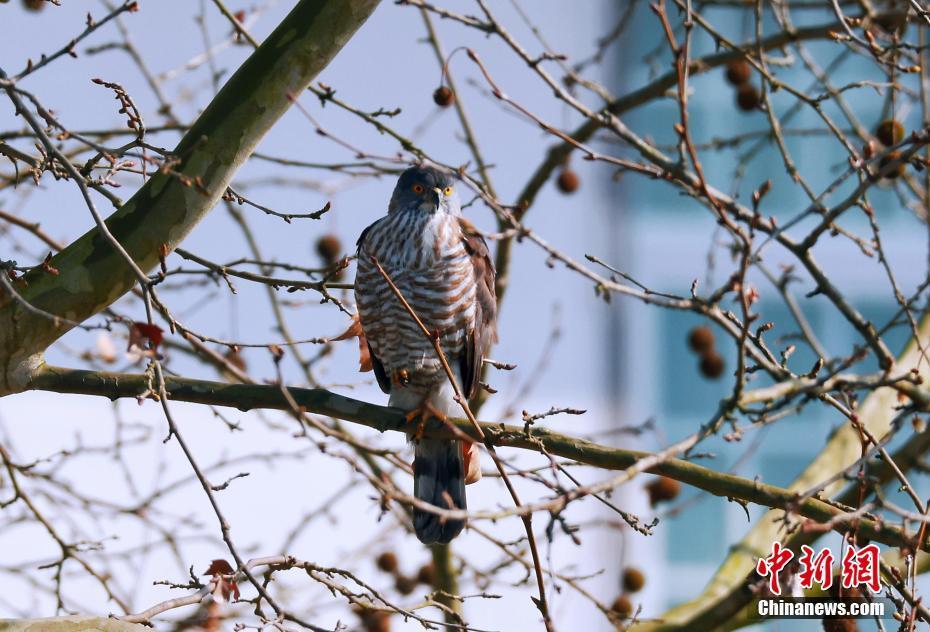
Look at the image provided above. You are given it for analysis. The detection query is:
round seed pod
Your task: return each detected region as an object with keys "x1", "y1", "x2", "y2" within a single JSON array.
[
  {"x1": 725, "y1": 60, "x2": 751, "y2": 86},
  {"x1": 315, "y1": 234, "x2": 342, "y2": 264},
  {"x1": 700, "y1": 351, "x2": 725, "y2": 379},
  {"x1": 223, "y1": 349, "x2": 246, "y2": 372},
  {"x1": 646, "y1": 476, "x2": 681, "y2": 506},
  {"x1": 821, "y1": 617, "x2": 858, "y2": 632},
  {"x1": 394, "y1": 575, "x2": 417, "y2": 596},
  {"x1": 873, "y1": 11, "x2": 908, "y2": 35},
  {"x1": 736, "y1": 84, "x2": 761, "y2": 112},
  {"x1": 355, "y1": 608, "x2": 391, "y2": 632},
  {"x1": 556, "y1": 169, "x2": 580, "y2": 194},
  {"x1": 875, "y1": 119, "x2": 904, "y2": 147},
  {"x1": 611, "y1": 595, "x2": 633, "y2": 619},
  {"x1": 416, "y1": 562, "x2": 436, "y2": 586},
  {"x1": 688, "y1": 326, "x2": 715, "y2": 354},
  {"x1": 375, "y1": 551, "x2": 398, "y2": 574},
  {"x1": 433, "y1": 86, "x2": 455, "y2": 108},
  {"x1": 622, "y1": 567, "x2": 645, "y2": 593},
  {"x1": 23, "y1": 0, "x2": 45, "y2": 10},
  {"x1": 878, "y1": 151, "x2": 906, "y2": 179}
]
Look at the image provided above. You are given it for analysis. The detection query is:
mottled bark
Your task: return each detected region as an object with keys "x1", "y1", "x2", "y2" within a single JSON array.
[{"x1": 0, "y1": 617, "x2": 148, "y2": 632}]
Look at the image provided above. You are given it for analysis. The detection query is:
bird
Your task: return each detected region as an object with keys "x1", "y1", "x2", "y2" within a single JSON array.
[{"x1": 354, "y1": 165, "x2": 497, "y2": 544}]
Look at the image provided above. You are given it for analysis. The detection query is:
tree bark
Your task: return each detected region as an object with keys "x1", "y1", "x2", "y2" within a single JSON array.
[
  {"x1": 0, "y1": 617, "x2": 149, "y2": 632},
  {"x1": 0, "y1": 0, "x2": 381, "y2": 394}
]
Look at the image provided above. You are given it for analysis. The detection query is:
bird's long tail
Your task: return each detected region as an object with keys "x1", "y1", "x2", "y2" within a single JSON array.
[
  {"x1": 413, "y1": 437, "x2": 466, "y2": 544},
  {"x1": 391, "y1": 377, "x2": 469, "y2": 544}
]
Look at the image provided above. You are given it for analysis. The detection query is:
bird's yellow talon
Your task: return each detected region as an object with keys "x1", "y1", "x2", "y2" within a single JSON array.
[{"x1": 404, "y1": 400, "x2": 447, "y2": 440}]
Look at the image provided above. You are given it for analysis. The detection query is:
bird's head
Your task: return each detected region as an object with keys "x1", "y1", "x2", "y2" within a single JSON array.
[{"x1": 388, "y1": 165, "x2": 461, "y2": 215}]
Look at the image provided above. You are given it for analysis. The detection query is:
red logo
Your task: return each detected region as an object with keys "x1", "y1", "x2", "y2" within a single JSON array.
[
  {"x1": 841, "y1": 543, "x2": 881, "y2": 593},
  {"x1": 756, "y1": 542, "x2": 882, "y2": 595},
  {"x1": 756, "y1": 542, "x2": 794, "y2": 595},
  {"x1": 798, "y1": 544, "x2": 834, "y2": 591}
]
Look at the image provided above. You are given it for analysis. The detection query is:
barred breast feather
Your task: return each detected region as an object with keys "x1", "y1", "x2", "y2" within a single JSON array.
[{"x1": 355, "y1": 209, "x2": 495, "y2": 396}]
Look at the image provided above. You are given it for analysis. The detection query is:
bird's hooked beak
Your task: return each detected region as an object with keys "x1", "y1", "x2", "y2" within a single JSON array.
[{"x1": 426, "y1": 187, "x2": 443, "y2": 212}]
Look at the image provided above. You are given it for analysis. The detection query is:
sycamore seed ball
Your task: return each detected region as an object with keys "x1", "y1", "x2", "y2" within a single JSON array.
[
  {"x1": 557, "y1": 169, "x2": 580, "y2": 194},
  {"x1": 725, "y1": 60, "x2": 752, "y2": 86},
  {"x1": 688, "y1": 326, "x2": 715, "y2": 354},
  {"x1": 433, "y1": 86, "x2": 455, "y2": 108},
  {"x1": 876, "y1": 119, "x2": 904, "y2": 147},
  {"x1": 611, "y1": 595, "x2": 633, "y2": 618},
  {"x1": 622, "y1": 567, "x2": 645, "y2": 593},
  {"x1": 375, "y1": 551, "x2": 398, "y2": 574},
  {"x1": 736, "y1": 84, "x2": 761, "y2": 112}
]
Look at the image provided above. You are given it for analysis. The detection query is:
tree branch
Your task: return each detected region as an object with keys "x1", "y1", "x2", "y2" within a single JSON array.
[
  {"x1": 25, "y1": 364, "x2": 930, "y2": 554},
  {"x1": 0, "y1": 0, "x2": 380, "y2": 393},
  {"x1": 0, "y1": 617, "x2": 148, "y2": 632}
]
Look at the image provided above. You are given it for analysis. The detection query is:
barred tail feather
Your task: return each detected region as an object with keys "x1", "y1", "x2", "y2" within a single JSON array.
[
  {"x1": 390, "y1": 375, "x2": 466, "y2": 543},
  {"x1": 413, "y1": 437, "x2": 466, "y2": 544}
]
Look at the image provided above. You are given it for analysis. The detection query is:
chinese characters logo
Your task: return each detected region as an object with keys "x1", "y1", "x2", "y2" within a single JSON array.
[{"x1": 756, "y1": 542, "x2": 880, "y2": 595}]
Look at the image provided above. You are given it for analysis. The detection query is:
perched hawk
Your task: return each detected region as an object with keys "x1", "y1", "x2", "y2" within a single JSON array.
[{"x1": 354, "y1": 165, "x2": 497, "y2": 544}]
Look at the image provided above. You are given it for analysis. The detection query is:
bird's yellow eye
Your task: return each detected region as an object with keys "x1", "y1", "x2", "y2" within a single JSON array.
[
  {"x1": 443, "y1": 186, "x2": 454, "y2": 196},
  {"x1": 412, "y1": 183, "x2": 425, "y2": 194}
]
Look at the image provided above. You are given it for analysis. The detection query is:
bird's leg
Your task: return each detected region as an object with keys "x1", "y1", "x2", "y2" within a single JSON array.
[{"x1": 405, "y1": 396, "x2": 446, "y2": 441}]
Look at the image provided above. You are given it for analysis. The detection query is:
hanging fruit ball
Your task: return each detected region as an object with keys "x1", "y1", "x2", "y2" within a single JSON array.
[
  {"x1": 823, "y1": 584, "x2": 860, "y2": 630},
  {"x1": 622, "y1": 567, "x2": 645, "y2": 593},
  {"x1": 394, "y1": 575, "x2": 417, "y2": 596},
  {"x1": 736, "y1": 84, "x2": 761, "y2": 112},
  {"x1": 611, "y1": 595, "x2": 633, "y2": 619},
  {"x1": 688, "y1": 326, "x2": 715, "y2": 354},
  {"x1": 363, "y1": 612, "x2": 391, "y2": 632},
  {"x1": 315, "y1": 234, "x2": 342, "y2": 264},
  {"x1": 875, "y1": 119, "x2": 904, "y2": 147},
  {"x1": 416, "y1": 562, "x2": 436, "y2": 586},
  {"x1": 220, "y1": 349, "x2": 247, "y2": 382},
  {"x1": 375, "y1": 551, "x2": 398, "y2": 574},
  {"x1": 700, "y1": 351, "x2": 725, "y2": 379},
  {"x1": 878, "y1": 151, "x2": 906, "y2": 179},
  {"x1": 873, "y1": 11, "x2": 908, "y2": 35},
  {"x1": 646, "y1": 476, "x2": 681, "y2": 506},
  {"x1": 433, "y1": 86, "x2": 455, "y2": 108},
  {"x1": 23, "y1": 0, "x2": 45, "y2": 9},
  {"x1": 556, "y1": 169, "x2": 580, "y2": 194},
  {"x1": 355, "y1": 607, "x2": 391, "y2": 632},
  {"x1": 821, "y1": 618, "x2": 857, "y2": 632},
  {"x1": 223, "y1": 349, "x2": 246, "y2": 373},
  {"x1": 725, "y1": 60, "x2": 751, "y2": 86}
]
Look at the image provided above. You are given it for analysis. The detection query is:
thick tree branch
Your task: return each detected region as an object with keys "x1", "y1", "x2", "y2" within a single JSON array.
[
  {"x1": 25, "y1": 364, "x2": 930, "y2": 554},
  {"x1": 0, "y1": 0, "x2": 380, "y2": 394},
  {"x1": 0, "y1": 617, "x2": 148, "y2": 632}
]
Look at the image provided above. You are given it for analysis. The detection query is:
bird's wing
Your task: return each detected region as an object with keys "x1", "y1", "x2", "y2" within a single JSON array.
[
  {"x1": 457, "y1": 217, "x2": 498, "y2": 400},
  {"x1": 356, "y1": 218, "x2": 392, "y2": 394}
]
